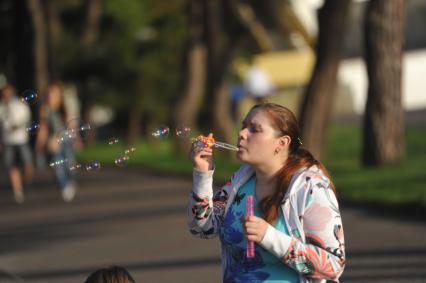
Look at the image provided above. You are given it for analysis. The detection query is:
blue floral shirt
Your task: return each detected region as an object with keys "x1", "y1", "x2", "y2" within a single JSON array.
[{"x1": 219, "y1": 176, "x2": 299, "y2": 283}]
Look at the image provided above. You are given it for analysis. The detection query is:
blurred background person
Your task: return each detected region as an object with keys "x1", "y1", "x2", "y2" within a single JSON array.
[
  {"x1": 36, "y1": 81, "x2": 78, "y2": 202},
  {"x1": 63, "y1": 82, "x2": 84, "y2": 151},
  {"x1": 243, "y1": 63, "x2": 276, "y2": 104},
  {"x1": 0, "y1": 83, "x2": 34, "y2": 203}
]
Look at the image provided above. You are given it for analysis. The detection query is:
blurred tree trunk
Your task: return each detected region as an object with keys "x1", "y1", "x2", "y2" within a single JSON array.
[
  {"x1": 174, "y1": 0, "x2": 207, "y2": 153},
  {"x1": 28, "y1": 0, "x2": 49, "y2": 97},
  {"x1": 46, "y1": 1, "x2": 63, "y2": 79},
  {"x1": 268, "y1": 0, "x2": 315, "y2": 49},
  {"x1": 46, "y1": 1, "x2": 62, "y2": 46},
  {"x1": 80, "y1": 0, "x2": 103, "y2": 145},
  {"x1": 363, "y1": 0, "x2": 406, "y2": 166},
  {"x1": 81, "y1": 0, "x2": 102, "y2": 47},
  {"x1": 206, "y1": 0, "x2": 238, "y2": 146},
  {"x1": 212, "y1": 79, "x2": 234, "y2": 145},
  {"x1": 230, "y1": 0, "x2": 275, "y2": 52},
  {"x1": 15, "y1": 1, "x2": 34, "y2": 92},
  {"x1": 127, "y1": 106, "x2": 142, "y2": 146},
  {"x1": 210, "y1": 46, "x2": 239, "y2": 146},
  {"x1": 298, "y1": 0, "x2": 351, "y2": 160}
]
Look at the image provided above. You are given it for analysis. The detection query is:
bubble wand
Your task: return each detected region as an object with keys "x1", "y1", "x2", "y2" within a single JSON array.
[
  {"x1": 193, "y1": 134, "x2": 239, "y2": 151},
  {"x1": 246, "y1": 195, "x2": 255, "y2": 258}
]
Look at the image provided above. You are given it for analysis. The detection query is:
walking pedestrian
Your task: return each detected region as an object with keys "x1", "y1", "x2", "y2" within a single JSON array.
[{"x1": 0, "y1": 83, "x2": 34, "y2": 203}]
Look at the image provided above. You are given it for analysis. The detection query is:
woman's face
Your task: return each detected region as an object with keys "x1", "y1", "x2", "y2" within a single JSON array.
[
  {"x1": 237, "y1": 109, "x2": 282, "y2": 166},
  {"x1": 47, "y1": 86, "x2": 62, "y2": 110},
  {"x1": 1, "y1": 87, "x2": 14, "y2": 102}
]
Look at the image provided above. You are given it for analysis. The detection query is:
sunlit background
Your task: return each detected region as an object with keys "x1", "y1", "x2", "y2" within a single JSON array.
[{"x1": 0, "y1": 0, "x2": 425, "y2": 282}]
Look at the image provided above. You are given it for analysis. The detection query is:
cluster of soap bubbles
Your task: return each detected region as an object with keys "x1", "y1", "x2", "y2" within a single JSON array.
[
  {"x1": 151, "y1": 124, "x2": 239, "y2": 151},
  {"x1": 114, "y1": 155, "x2": 129, "y2": 167},
  {"x1": 49, "y1": 158, "x2": 101, "y2": 172},
  {"x1": 86, "y1": 161, "x2": 101, "y2": 171},
  {"x1": 47, "y1": 117, "x2": 100, "y2": 172},
  {"x1": 57, "y1": 118, "x2": 91, "y2": 144},
  {"x1": 20, "y1": 90, "x2": 91, "y2": 143},
  {"x1": 20, "y1": 88, "x2": 228, "y2": 173},
  {"x1": 108, "y1": 137, "x2": 119, "y2": 145},
  {"x1": 48, "y1": 136, "x2": 138, "y2": 171},
  {"x1": 150, "y1": 125, "x2": 206, "y2": 147},
  {"x1": 19, "y1": 89, "x2": 104, "y2": 173},
  {"x1": 107, "y1": 137, "x2": 137, "y2": 167},
  {"x1": 151, "y1": 126, "x2": 191, "y2": 139}
]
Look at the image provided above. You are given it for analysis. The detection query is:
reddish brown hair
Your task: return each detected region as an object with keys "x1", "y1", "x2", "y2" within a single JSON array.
[
  {"x1": 84, "y1": 266, "x2": 135, "y2": 283},
  {"x1": 250, "y1": 103, "x2": 335, "y2": 224}
]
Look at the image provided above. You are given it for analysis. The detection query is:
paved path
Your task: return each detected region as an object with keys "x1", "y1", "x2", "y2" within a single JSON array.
[{"x1": 0, "y1": 168, "x2": 425, "y2": 283}]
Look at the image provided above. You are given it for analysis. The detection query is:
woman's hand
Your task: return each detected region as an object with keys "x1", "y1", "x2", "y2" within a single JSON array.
[
  {"x1": 243, "y1": 215, "x2": 269, "y2": 243},
  {"x1": 189, "y1": 133, "x2": 214, "y2": 172}
]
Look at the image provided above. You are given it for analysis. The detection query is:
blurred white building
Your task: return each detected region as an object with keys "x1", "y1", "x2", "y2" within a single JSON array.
[{"x1": 292, "y1": 0, "x2": 426, "y2": 114}]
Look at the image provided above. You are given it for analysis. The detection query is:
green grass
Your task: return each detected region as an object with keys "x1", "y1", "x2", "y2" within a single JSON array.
[
  {"x1": 77, "y1": 126, "x2": 426, "y2": 207},
  {"x1": 325, "y1": 126, "x2": 426, "y2": 207}
]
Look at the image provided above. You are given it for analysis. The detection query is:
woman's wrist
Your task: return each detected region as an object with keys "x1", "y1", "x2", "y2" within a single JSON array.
[
  {"x1": 192, "y1": 168, "x2": 214, "y2": 196},
  {"x1": 193, "y1": 165, "x2": 210, "y2": 173}
]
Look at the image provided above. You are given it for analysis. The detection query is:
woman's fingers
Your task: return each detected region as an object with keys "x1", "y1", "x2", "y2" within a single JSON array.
[
  {"x1": 246, "y1": 227, "x2": 259, "y2": 234},
  {"x1": 247, "y1": 235, "x2": 259, "y2": 241},
  {"x1": 244, "y1": 220, "x2": 259, "y2": 234},
  {"x1": 243, "y1": 216, "x2": 268, "y2": 243},
  {"x1": 190, "y1": 143, "x2": 210, "y2": 158},
  {"x1": 244, "y1": 216, "x2": 261, "y2": 226},
  {"x1": 190, "y1": 142, "x2": 214, "y2": 172},
  {"x1": 195, "y1": 148, "x2": 212, "y2": 158}
]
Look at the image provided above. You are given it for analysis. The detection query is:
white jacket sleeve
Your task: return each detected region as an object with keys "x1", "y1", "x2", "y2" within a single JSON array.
[
  {"x1": 187, "y1": 169, "x2": 234, "y2": 239},
  {"x1": 260, "y1": 176, "x2": 346, "y2": 281}
]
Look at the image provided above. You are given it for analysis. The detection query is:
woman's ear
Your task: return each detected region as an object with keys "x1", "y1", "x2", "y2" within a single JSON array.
[{"x1": 279, "y1": 135, "x2": 291, "y2": 149}]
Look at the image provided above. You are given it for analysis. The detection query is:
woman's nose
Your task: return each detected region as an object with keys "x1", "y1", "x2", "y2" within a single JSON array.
[{"x1": 238, "y1": 128, "x2": 247, "y2": 139}]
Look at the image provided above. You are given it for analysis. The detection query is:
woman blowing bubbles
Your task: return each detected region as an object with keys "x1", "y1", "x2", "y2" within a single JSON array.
[{"x1": 188, "y1": 103, "x2": 345, "y2": 283}]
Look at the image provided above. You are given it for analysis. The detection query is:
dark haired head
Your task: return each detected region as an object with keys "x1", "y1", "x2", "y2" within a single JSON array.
[{"x1": 84, "y1": 266, "x2": 135, "y2": 283}]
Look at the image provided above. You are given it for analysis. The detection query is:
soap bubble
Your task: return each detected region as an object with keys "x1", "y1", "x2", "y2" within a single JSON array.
[
  {"x1": 115, "y1": 155, "x2": 129, "y2": 167},
  {"x1": 21, "y1": 89, "x2": 38, "y2": 105},
  {"x1": 108, "y1": 137, "x2": 119, "y2": 145},
  {"x1": 176, "y1": 126, "x2": 191, "y2": 138},
  {"x1": 57, "y1": 129, "x2": 75, "y2": 143},
  {"x1": 67, "y1": 118, "x2": 91, "y2": 137},
  {"x1": 26, "y1": 122, "x2": 40, "y2": 134},
  {"x1": 152, "y1": 126, "x2": 170, "y2": 138},
  {"x1": 58, "y1": 118, "x2": 91, "y2": 143},
  {"x1": 85, "y1": 161, "x2": 101, "y2": 171},
  {"x1": 124, "y1": 147, "x2": 136, "y2": 155},
  {"x1": 49, "y1": 158, "x2": 68, "y2": 168},
  {"x1": 69, "y1": 164, "x2": 82, "y2": 171}
]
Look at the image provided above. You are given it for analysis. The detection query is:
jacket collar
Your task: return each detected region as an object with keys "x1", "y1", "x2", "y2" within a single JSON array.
[{"x1": 231, "y1": 164, "x2": 311, "y2": 200}]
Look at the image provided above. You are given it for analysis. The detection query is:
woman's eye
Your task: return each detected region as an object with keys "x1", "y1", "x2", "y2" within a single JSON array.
[
  {"x1": 241, "y1": 123, "x2": 259, "y2": 133},
  {"x1": 249, "y1": 126, "x2": 258, "y2": 133}
]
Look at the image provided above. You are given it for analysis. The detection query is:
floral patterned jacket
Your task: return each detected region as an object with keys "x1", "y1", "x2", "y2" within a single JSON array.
[{"x1": 188, "y1": 164, "x2": 346, "y2": 283}]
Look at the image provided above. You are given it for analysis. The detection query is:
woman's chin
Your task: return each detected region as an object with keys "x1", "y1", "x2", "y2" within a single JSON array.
[{"x1": 236, "y1": 151, "x2": 246, "y2": 162}]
